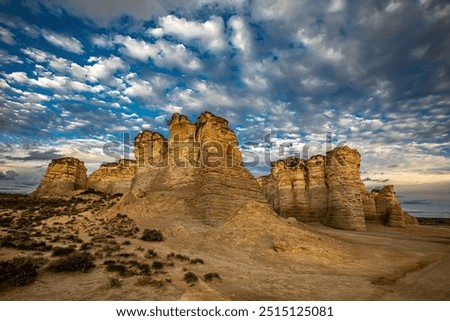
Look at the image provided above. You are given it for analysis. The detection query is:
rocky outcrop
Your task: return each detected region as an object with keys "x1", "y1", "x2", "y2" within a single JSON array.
[
  {"x1": 306, "y1": 155, "x2": 328, "y2": 223},
  {"x1": 258, "y1": 157, "x2": 310, "y2": 222},
  {"x1": 115, "y1": 111, "x2": 267, "y2": 226},
  {"x1": 258, "y1": 147, "x2": 416, "y2": 230},
  {"x1": 370, "y1": 185, "x2": 418, "y2": 227},
  {"x1": 87, "y1": 159, "x2": 137, "y2": 195},
  {"x1": 325, "y1": 147, "x2": 366, "y2": 231},
  {"x1": 32, "y1": 157, "x2": 87, "y2": 197}
]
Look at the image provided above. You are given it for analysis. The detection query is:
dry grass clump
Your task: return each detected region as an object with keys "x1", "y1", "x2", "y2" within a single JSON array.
[
  {"x1": 183, "y1": 272, "x2": 198, "y2": 284},
  {"x1": 48, "y1": 251, "x2": 95, "y2": 272},
  {"x1": 0, "y1": 256, "x2": 42, "y2": 287},
  {"x1": 140, "y1": 229, "x2": 163, "y2": 242}
]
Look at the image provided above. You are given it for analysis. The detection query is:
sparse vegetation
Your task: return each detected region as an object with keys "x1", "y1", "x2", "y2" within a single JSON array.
[
  {"x1": 145, "y1": 249, "x2": 158, "y2": 259},
  {"x1": 183, "y1": 272, "x2": 198, "y2": 284},
  {"x1": 152, "y1": 261, "x2": 164, "y2": 270},
  {"x1": 167, "y1": 252, "x2": 191, "y2": 261},
  {"x1": 80, "y1": 242, "x2": 93, "y2": 251},
  {"x1": 190, "y1": 258, "x2": 204, "y2": 265},
  {"x1": 52, "y1": 246, "x2": 76, "y2": 257},
  {"x1": 108, "y1": 277, "x2": 122, "y2": 288},
  {"x1": 135, "y1": 276, "x2": 166, "y2": 288},
  {"x1": 204, "y1": 272, "x2": 221, "y2": 282},
  {"x1": 141, "y1": 229, "x2": 163, "y2": 242},
  {"x1": 0, "y1": 234, "x2": 53, "y2": 252},
  {"x1": 105, "y1": 261, "x2": 129, "y2": 277},
  {"x1": 48, "y1": 251, "x2": 95, "y2": 273},
  {"x1": 0, "y1": 256, "x2": 41, "y2": 287}
]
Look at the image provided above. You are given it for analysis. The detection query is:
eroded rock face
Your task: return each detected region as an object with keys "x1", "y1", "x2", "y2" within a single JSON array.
[
  {"x1": 372, "y1": 185, "x2": 418, "y2": 227},
  {"x1": 116, "y1": 111, "x2": 267, "y2": 226},
  {"x1": 306, "y1": 155, "x2": 328, "y2": 223},
  {"x1": 325, "y1": 147, "x2": 366, "y2": 231},
  {"x1": 259, "y1": 157, "x2": 310, "y2": 222},
  {"x1": 258, "y1": 146, "x2": 416, "y2": 230},
  {"x1": 32, "y1": 157, "x2": 87, "y2": 197},
  {"x1": 87, "y1": 159, "x2": 137, "y2": 195}
]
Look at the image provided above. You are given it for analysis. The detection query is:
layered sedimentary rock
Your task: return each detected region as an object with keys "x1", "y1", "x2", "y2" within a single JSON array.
[
  {"x1": 258, "y1": 147, "x2": 415, "y2": 230},
  {"x1": 325, "y1": 147, "x2": 366, "y2": 230},
  {"x1": 87, "y1": 159, "x2": 137, "y2": 194},
  {"x1": 370, "y1": 185, "x2": 418, "y2": 227},
  {"x1": 306, "y1": 155, "x2": 328, "y2": 223},
  {"x1": 116, "y1": 111, "x2": 267, "y2": 226},
  {"x1": 258, "y1": 157, "x2": 310, "y2": 222},
  {"x1": 32, "y1": 157, "x2": 87, "y2": 197}
]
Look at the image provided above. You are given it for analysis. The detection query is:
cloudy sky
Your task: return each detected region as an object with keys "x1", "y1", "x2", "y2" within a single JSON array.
[{"x1": 0, "y1": 0, "x2": 449, "y2": 217}]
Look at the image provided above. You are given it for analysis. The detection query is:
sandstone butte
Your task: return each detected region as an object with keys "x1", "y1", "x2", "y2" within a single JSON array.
[
  {"x1": 32, "y1": 157, "x2": 87, "y2": 197},
  {"x1": 87, "y1": 159, "x2": 137, "y2": 195},
  {"x1": 32, "y1": 111, "x2": 417, "y2": 230},
  {"x1": 257, "y1": 147, "x2": 418, "y2": 231}
]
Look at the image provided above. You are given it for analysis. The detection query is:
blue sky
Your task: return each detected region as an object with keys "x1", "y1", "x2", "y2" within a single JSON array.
[{"x1": 0, "y1": 0, "x2": 449, "y2": 216}]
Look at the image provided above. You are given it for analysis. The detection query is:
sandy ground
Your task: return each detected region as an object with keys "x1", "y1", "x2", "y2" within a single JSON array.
[{"x1": 0, "y1": 193, "x2": 449, "y2": 301}]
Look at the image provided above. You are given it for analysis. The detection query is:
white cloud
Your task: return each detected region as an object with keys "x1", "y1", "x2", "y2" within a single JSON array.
[
  {"x1": 115, "y1": 35, "x2": 158, "y2": 61},
  {"x1": 4, "y1": 71, "x2": 29, "y2": 83},
  {"x1": 115, "y1": 35, "x2": 201, "y2": 71},
  {"x1": 124, "y1": 75, "x2": 153, "y2": 99},
  {"x1": 229, "y1": 15, "x2": 251, "y2": 55},
  {"x1": 90, "y1": 34, "x2": 114, "y2": 48},
  {"x1": 0, "y1": 49, "x2": 23, "y2": 64},
  {"x1": 328, "y1": 0, "x2": 346, "y2": 13},
  {"x1": 193, "y1": 80, "x2": 233, "y2": 107},
  {"x1": 0, "y1": 26, "x2": 15, "y2": 44},
  {"x1": 386, "y1": 1, "x2": 403, "y2": 13},
  {"x1": 152, "y1": 15, "x2": 226, "y2": 52},
  {"x1": 42, "y1": 29, "x2": 84, "y2": 54},
  {"x1": 251, "y1": 0, "x2": 304, "y2": 21},
  {"x1": 70, "y1": 55, "x2": 126, "y2": 84},
  {"x1": 21, "y1": 48, "x2": 51, "y2": 63}
]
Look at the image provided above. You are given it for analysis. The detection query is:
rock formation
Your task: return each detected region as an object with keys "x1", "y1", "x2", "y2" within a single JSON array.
[
  {"x1": 31, "y1": 111, "x2": 417, "y2": 231},
  {"x1": 258, "y1": 146, "x2": 416, "y2": 230},
  {"x1": 325, "y1": 147, "x2": 366, "y2": 230},
  {"x1": 115, "y1": 111, "x2": 268, "y2": 226},
  {"x1": 370, "y1": 185, "x2": 418, "y2": 227},
  {"x1": 32, "y1": 157, "x2": 87, "y2": 197},
  {"x1": 87, "y1": 159, "x2": 137, "y2": 195}
]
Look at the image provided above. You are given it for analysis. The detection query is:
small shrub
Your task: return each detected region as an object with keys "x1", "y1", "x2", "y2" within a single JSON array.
[
  {"x1": 152, "y1": 261, "x2": 164, "y2": 270},
  {"x1": 0, "y1": 216, "x2": 14, "y2": 227},
  {"x1": 48, "y1": 252, "x2": 95, "y2": 273},
  {"x1": 0, "y1": 257, "x2": 40, "y2": 287},
  {"x1": 117, "y1": 252, "x2": 135, "y2": 258},
  {"x1": 145, "y1": 249, "x2": 157, "y2": 259},
  {"x1": 140, "y1": 229, "x2": 163, "y2": 242},
  {"x1": 175, "y1": 254, "x2": 190, "y2": 261},
  {"x1": 136, "y1": 275, "x2": 153, "y2": 286},
  {"x1": 109, "y1": 277, "x2": 122, "y2": 288},
  {"x1": 80, "y1": 242, "x2": 93, "y2": 251},
  {"x1": 136, "y1": 276, "x2": 166, "y2": 288},
  {"x1": 190, "y1": 258, "x2": 204, "y2": 265},
  {"x1": 66, "y1": 234, "x2": 83, "y2": 243},
  {"x1": 102, "y1": 244, "x2": 121, "y2": 256},
  {"x1": 52, "y1": 246, "x2": 75, "y2": 257},
  {"x1": 105, "y1": 261, "x2": 134, "y2": 277},
  {"x1": 204, "y1": 272, "x2": 221, "y2": 282},
  {"x1": 183, "y1": 272, "x2": 198, "y2": 284},
  {"x1": 136, "y1": 262, "x2": 150, "y2": 274},
  {"x1": 122, "y1": 240, "x2": 131, "y2": 246}
]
